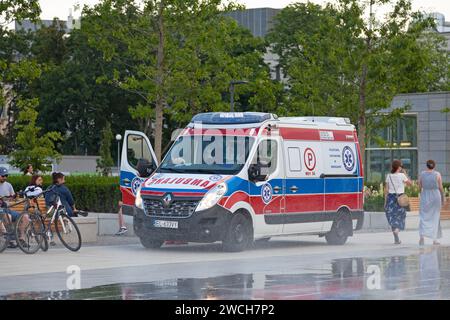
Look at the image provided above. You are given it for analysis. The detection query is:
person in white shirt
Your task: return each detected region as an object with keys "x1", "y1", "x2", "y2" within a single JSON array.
[{"x1": 384, "y1": 160, "x2": 412, "y2": 244}]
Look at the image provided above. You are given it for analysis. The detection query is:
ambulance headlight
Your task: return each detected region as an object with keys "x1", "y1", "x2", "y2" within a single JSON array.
[
  {"x1": 135, "y1": 188, "x2": 144, "y2": 210},
  {"x1": 196, "y1": 183, "x2": 227, "y2": 212}
]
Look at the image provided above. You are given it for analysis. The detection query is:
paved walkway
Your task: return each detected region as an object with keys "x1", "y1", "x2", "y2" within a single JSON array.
[{"x1": 1, "y1": 229, "x2": 449, "y2": 299}]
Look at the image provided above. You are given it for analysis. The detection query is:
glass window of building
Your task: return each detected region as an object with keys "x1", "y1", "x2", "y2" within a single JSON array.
[{"x1": 365, "y1": 114, "x2": 418, "y2": 182}]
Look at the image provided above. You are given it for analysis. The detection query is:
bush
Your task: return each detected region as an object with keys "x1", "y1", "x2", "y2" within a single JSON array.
[
  {"x1": 7, "y1": 175, "x2": 121, "y2": 213},
  {"x1": 364, "y1": 194, "x2": 385, "y2": 212}
]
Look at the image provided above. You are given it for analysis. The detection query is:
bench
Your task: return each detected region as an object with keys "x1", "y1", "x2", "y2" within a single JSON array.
[
  {"x1": 441, "y1": 198, "x2": 450, "y2": 220},
  {"x1": 408, "y1": 197, "x2": 450, "y2": 220},
  {"x1": 8, "y1": 197, "x2": 48, "y2": 214}
]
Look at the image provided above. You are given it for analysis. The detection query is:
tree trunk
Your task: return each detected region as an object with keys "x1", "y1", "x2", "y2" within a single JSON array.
[
  {"x1": 154, "y1": 0, "x2": 165, "y2": 162},
  {"x1": 359, "y1": 1, "x2": 373, "y2": 168},
  {"x1": 358, "y1": 63, "x2": 367, "y2": 166}
]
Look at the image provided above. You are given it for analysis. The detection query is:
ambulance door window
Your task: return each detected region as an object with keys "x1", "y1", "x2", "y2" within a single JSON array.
[
  {"x1": 127, "y1": 134, "x2": 154, "y2": 169},
  {"x1": 255, "y1": 139, "x2": 278, "y2": 177},
  {"x1": 287, "y1": 147, "x2": 302, "y2": 172}
]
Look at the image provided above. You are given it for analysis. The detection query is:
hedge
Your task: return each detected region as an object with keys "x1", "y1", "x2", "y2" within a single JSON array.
[{"x1": 7, "y1": 175, "x2": 121, "y2": 213}]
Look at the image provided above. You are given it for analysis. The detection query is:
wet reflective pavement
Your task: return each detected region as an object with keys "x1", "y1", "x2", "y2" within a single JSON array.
[{"x1": 2, "y1": 245, "x2": 450, "y2": 300}]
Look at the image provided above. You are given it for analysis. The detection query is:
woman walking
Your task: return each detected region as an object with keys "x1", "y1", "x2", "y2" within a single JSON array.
[
  {"x1": 419, "y1": 160, "x2": 444, "y2": 246},
  {"x1": 385, "y1": 160, "x2": 412, "y2": 244}
]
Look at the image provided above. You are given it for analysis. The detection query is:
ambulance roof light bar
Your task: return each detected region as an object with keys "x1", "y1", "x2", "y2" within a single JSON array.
[
  {"x1": 190, "y1": 112, "x2": 278, "y2": 125},
  {"x1": 279, "y1": 116, "x2": 352, "y2": 126}
]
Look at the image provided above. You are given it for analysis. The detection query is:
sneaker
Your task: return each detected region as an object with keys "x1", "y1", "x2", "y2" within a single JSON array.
[
  {"x1": 115, "y1": 227, "x2": 128, "y2": 236},
  {"x1": 7, "y1": 241, "x2": 17, "y2": 249},
  {"x1": 75, "y1": 211, "x2": 89, "y2": 217}
]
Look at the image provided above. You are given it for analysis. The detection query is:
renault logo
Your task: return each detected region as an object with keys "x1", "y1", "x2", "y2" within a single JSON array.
[{"x1": 162, "y1": 193, "x2": 173, "y2": 208}]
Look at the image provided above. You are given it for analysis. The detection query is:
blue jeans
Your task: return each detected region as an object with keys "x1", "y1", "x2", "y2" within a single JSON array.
[{"x1": 7, "y1": 209, "x2": 20, "y2": 222}]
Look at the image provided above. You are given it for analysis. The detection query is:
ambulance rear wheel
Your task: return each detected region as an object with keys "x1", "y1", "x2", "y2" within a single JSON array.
[
  {"x1": 222, "y1": 212, "x2": 253, "y2": 252},
  {"x1": 139, "y1": 236, "x2": 164, "y2": 249},
  {"x1": 325, "y1": 211, "x2": 351, "y2": 245}
]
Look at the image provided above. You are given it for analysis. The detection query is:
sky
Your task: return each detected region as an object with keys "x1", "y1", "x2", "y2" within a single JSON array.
[{"x1": 38, "y1": 0, "x2": 450, "y2": 20}]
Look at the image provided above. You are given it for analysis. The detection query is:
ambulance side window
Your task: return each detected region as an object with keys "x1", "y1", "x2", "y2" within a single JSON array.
[
  {"x1": 127, "y1": 134, "x2": 153, "y2": 170},
  {"x1": 288, "y1": 147, "x2": 302, "y2": 172},
  {"x1": 255, "y1": 139, "x2": 278, "y2": 176}
]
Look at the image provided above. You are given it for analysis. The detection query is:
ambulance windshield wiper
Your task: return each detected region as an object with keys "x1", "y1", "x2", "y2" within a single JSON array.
[
  {"x1": 157, "y1": 167, "x2": 187, "y2": 173},
  {"x1": 194, "y1": 169, "x2": 226, "y2": 174}
]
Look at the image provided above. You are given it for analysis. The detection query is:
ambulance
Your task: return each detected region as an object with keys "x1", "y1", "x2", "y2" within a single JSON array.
[{"x1": 119, "y1": 112, "x2": 364, "y2": 252}]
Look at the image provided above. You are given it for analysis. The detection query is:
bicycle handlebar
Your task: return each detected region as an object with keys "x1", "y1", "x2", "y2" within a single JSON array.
[{"x1": 1, "y1": 185, "x2": 58, "y2": 203}]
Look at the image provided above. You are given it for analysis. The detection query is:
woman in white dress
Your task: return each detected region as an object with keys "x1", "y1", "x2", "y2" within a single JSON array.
[{"x1": 419, "y1": 160, "x2": 444, "y2": 246}]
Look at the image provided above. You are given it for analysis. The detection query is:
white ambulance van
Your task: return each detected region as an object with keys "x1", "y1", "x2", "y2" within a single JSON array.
[{"x1": 119, "y1": 112, "x2": 364, "y2": 252}]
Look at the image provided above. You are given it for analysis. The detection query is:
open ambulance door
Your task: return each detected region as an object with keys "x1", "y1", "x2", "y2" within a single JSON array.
[{"x1": 120, "y1": 130, "x2": 158, "y2": 215}]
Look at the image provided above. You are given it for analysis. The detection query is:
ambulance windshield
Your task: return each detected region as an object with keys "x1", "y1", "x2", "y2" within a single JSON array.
[{"x1": 158, "y1": 135, "x2": 255, "y2": 174}]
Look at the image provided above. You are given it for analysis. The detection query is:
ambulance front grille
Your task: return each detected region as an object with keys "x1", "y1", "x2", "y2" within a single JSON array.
[{"x1": 143, "y1": 199, "x2": 199, "y2": 218}]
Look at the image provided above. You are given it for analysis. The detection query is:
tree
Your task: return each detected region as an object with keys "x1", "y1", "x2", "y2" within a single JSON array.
[
  {"x1": 82, "y1": 0, "x2": 280, "y2": 160},
  {"x1": 27, "y1": 19, "x2": 141, "y2": 156},
  {"x1": 267, "y1": 0, "x2": 449, "y2": 161},
  {"x1": 96, "y1": 121, "x2": 114, "y2": 176},
  {"x1": 0, "y1": 0, "x2": 40, "y2": 25},
  {"x1": 1, "y1": 0, "x2": 41, "y2": 152},
  {"x1": 9, "y1": 98, "x2": 62, "y2": 172}
]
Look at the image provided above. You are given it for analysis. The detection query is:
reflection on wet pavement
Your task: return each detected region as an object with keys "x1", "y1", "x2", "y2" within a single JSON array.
[{"x1": 2, "y1": 246, "x2": 450, "y2": 300}]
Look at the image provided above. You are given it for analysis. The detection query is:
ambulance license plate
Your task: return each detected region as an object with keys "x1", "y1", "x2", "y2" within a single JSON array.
[{"x1": 153, "y1": 220, "x2": 178, "y2": 229}]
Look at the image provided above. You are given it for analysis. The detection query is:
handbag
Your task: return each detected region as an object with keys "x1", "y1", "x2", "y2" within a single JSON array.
[{"x1": 389, "y1": 174, "x2": 410, "y2": 207}]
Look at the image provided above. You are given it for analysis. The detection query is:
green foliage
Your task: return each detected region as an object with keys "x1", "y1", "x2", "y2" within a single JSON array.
[
  {"x1": 0, "y1": 0, "x2": 40, "y2": 24},
  {"x1": 267, "y1": 0, "x2": 450, "y2": 155},
  {"x1": 9, "y1": 98, "x2": 62, "y2": 172},
  {"x1": 31, "y1": 20, "x2": 141, "y2": 156},
  {"x1": 96, "y1": 122, "x2": 114, "y2": 176},
  {"x1": 82, "y1": 0, "x2": 282, "y2": 157},
  {"x1": 364, "y1": 193, "x2": 385, "y2": 212},
  {"x1": 1, "y1": 0, "x2": 42, "y2": 151},
  {"x1": 7, "y1": 175, "x2": 121, "y2": 213}
]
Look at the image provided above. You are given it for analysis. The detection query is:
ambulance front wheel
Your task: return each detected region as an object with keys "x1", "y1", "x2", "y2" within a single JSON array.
[
  {"x1": 139, "y1": 236, "x2": 164, "y2": 249},
  {"x1": 325, "y1": 210, "x2": 352, "y2": 245},
  {"x1": 222, "y1": 211, "x2": 253, "y2": 252}
]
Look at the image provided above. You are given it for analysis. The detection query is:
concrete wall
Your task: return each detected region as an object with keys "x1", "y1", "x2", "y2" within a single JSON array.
[
  {"x1": 390, "y1": 92, "x2": 450, "y2": 182},
  {"x1": 52, "y1": 155, "x2": 100, "y2": 174},
  {"x1": 0, "y1": 155, "x2": 100, "y2": 174}
]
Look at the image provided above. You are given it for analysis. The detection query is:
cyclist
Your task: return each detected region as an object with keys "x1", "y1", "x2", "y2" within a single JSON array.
[
  {"x1": 0, "y1": 167, "x2": 30, "y2": 248},
  {"x1": 45, "y1": 172, "x2": 88, "y2": 217}
]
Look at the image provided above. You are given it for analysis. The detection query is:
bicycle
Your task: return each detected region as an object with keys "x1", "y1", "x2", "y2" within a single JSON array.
[
  {"x1": 15, "y1": 186, "x2": 84, "y2": 254},
  {"x1": 0, "y1": 196, "x2": 29, "y2": 253}
]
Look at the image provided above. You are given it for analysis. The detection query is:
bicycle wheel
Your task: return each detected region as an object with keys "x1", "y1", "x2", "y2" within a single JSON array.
[
  {"x1": 0, "y1": 213, "x2": 9, "y2": 253},
  {"x1": 55, "y1": 213, "x2": 82, "y2": 252},
  {"x1": 40, "y1": 235, "x2": 49, "y2": 252},
  {"x1": 15, "y1": 213, "x2": 45, "y2": 254}
]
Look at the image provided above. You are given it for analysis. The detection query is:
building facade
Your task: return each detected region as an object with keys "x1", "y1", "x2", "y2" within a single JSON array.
[
  {"x1": 224, "y1": 8, "x2": 280, "y2": 38},
  {"x1": 366, "y1": 92, "x2": 450, "y2": 183}
]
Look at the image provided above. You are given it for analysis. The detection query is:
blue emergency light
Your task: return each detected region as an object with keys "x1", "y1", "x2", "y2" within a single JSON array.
[{"x1": 191, "y1": 112, "x2": 276, "y2": 125}]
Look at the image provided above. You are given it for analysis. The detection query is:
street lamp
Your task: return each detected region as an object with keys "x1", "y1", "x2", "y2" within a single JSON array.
[
  {"x1": 230, "y1": 80, "x2": 248, "y2": 112},
  {"x1": 115, "y1": 134, "x2": 122, "y2": 176}
]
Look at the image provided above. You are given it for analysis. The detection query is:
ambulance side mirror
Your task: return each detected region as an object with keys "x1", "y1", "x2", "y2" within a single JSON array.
[
  {"x1": 248, "y1": 164, "x2": 268, "y2": 182},
  {"x1": 136, "y1": 158, "x2": 156, "y2": 178}
]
